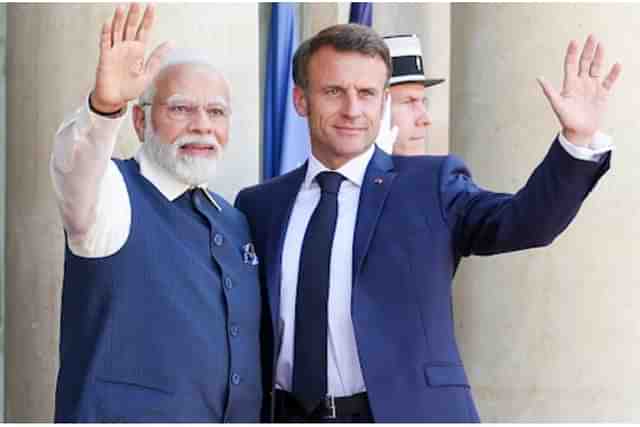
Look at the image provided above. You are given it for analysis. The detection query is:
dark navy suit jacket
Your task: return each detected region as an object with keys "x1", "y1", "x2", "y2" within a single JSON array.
[{"x1": 235, "y1": 139, "x2": 609, "y2": 422}]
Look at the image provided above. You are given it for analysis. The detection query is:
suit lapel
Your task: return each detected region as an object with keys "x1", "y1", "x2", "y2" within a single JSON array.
[
  {"x1": 264, "y1": 163, "x2": 307, "y2": 333},
  {"x1": 353, "y1": 148, "x2": 396, "y2": 286}
]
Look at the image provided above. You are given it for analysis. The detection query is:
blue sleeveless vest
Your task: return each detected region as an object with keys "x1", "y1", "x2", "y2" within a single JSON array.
[{"x1": 55, "y1": 159, "x2": 262, "y2": 422}]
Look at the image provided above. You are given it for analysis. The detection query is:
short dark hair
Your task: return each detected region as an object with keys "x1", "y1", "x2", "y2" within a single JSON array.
[{"x1": 292, "y1": 23, "x2": 392, "y2": 90}]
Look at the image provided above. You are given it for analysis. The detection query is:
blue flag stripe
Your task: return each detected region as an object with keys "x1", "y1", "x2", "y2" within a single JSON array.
[
  {"x1": 263, "y1": 3, "x2": 310, "y2": 180},
  {"x1": 349, "y1": 2, "x2": 372, "y2": 26}
]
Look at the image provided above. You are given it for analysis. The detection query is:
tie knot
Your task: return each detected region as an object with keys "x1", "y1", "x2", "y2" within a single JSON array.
[{"x1": 315, "y1": 171, "x2": 345, "y2": 194}]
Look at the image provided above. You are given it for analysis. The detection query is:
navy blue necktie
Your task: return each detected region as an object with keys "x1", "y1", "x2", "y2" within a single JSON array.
[{"x1": 292, "y1": 171, "x2": 345, "y2": 414}]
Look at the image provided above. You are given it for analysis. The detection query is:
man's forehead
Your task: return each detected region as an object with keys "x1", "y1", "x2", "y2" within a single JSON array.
[
  {"x1": 155, "y1": 64, "x2": 230, "y2": 99},
  {"x1": 308, "y1": 47, "x2": 387, "y2": 88},
  {"x1": 390, "y1": 83, "x2": 427, "y2": 97}
]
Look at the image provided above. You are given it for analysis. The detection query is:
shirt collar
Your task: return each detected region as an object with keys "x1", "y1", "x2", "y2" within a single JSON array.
[
  {"x1": 303, "y1": 144, "x2": 376, "y2": 190},
  {"x1": 134, "y1": 146, "x2": 221, "y2": 210}
]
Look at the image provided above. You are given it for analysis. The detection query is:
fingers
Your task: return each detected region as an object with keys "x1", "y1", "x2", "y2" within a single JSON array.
[
  {"x1": 590, "y1": 42, "x2": 604, "y2": 79},
  {"x1": 602, "y1": 62, "x2": 622, "y2": 91},
  {"x1": 111, "y1": 5, "x2": 126, "y2": 45},
  {"x1": 136, "y1": 4, "x2": 156, "y2": 44},
  {"x1": 100, "y1": 20, "x2": 112, "y2": 51},
  {"x1": 123, "y1": 3, "x2": 142, "y2": 41},
  {"x1": 111, "y1": 3, "x2": 150, "y2": 44},
  {"x1": 563, "y1": 40, "x2": 578, "y2": 91},
  {"x1": 578, "y1": 34, "x2": 596, "y2": 77}
]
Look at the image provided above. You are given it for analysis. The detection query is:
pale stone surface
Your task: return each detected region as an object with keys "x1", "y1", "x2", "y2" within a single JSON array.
[
  {"x1": 300, "y1": 3, "x2": 349, "y2": 41},
  {"x1": 0, "y1": 3, "x2": 5, "y2": 421},
  {"x1": 450, "y1": 3, "x2": 640, "y2": 422},
  {"x1": 5, "y1": 4, "x2": 259, "y2": 421},
  {"x1": 373, "y1": 3, "x2": 451, "y2": 155}
]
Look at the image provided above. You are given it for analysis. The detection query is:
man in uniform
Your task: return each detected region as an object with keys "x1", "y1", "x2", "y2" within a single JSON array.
[{"x1": 378, "y1": 34, "x2": 445, "y2": 156}]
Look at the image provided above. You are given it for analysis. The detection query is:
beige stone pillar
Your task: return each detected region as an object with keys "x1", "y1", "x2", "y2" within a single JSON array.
[
  {"x1": 450, "y1": 4, "x2": 640, "y2": 422},
  {"x1": 373, "y1": 3, "x2": 450, "y2": 155},
  {"x1": 300, "y1": 3, "x2": 350, "y2": 40},
  {"x1": 6, "y1": 4, "x2": 260, "y2": 421}
]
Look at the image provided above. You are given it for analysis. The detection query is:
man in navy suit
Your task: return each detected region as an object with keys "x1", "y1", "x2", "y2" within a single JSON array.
[{"x1": 235, "y1": 24, "x2": 621, "y2": 422}]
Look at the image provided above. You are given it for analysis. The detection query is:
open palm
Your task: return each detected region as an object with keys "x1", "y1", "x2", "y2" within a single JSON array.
[
  {"x1": 538, "y1": 35, "x2": 622, "y2": 146},
  {"x1": 92, "y1": 4, "x2": 171, "y2": 113}
]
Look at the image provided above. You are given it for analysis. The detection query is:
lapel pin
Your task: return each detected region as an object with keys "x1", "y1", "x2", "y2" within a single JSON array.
[{"x1": 374, "y1": 177, "x2": 384, "y2": 185}]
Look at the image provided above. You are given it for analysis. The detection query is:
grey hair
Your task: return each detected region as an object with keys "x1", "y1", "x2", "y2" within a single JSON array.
[{"x1": 138, "y1": 48, "x2": 233, "y2": 108}]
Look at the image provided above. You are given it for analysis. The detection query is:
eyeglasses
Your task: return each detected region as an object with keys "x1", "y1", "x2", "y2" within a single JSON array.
[{"x1": 140, "y1": 100, "x2": 231, "y2": 122}]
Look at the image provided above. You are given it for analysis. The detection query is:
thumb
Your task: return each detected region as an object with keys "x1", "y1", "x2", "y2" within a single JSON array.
[
  {"x1": 144, "y1": 41, "x2": 176, "y2": 81},
  {"x1": 537, "y1": 76, "x2": 563, "y2": 113}
]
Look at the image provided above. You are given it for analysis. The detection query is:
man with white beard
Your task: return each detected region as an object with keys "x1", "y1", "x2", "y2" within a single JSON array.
[{"x1": 49, "y1": 4, "x2": 262, "y2": 422}]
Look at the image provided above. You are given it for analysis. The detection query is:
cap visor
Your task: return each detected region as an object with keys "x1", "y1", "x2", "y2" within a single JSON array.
[{"x1": 425, "y1": 78, "x2": 445, "y2": 87}]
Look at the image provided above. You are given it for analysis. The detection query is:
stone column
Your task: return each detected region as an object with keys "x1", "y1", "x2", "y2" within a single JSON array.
[
  {"x1": 450, "y1": 4, "x2": 640, "y2": 421},
  {"x1": 300, "y1": 3, "x2": 350, "y2": 41},
  {"x1": 6, "y1": 4, "x2": 260, "y2": 421}
]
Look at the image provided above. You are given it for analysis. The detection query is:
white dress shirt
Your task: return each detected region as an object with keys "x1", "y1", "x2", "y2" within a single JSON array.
[
  {"x1": 277, "y1": 131, "x2": 613, "y2": 397},
  {"x1": 277, "y1": 144, "x2": 374, "y2": 397},
  {"x1": 50, "y1": 97, "x2": 216, "y2": 259}
]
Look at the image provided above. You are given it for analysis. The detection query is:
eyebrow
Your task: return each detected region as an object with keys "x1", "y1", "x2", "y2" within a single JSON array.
[
  {"x1": 165, "y1": 94, "x2": 229, "y2": 108},
  {"x1": 320, "y1": 84, "x2": 380, "y2": 94}
]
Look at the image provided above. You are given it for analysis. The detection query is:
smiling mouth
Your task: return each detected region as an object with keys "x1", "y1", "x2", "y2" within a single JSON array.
[
  {"x1": 179, "y1": 144, "x2": 217, "y2": 156},
  {"x1": 335, "y1": 126, "x2": 366, "y2": 134}
]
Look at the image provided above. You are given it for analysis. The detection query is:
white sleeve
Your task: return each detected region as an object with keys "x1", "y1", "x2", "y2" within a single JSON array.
[
  {"x1": 557, "y1": 131, "x2": 614, "y2": 162},
  {"x1": 50, "y1": 96, "x2": 132, "y2": 258}
]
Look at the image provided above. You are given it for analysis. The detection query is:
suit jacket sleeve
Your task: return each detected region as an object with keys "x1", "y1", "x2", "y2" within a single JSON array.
[{"x1": 440, "y1": 137, "x2": 610, "y2": 257}]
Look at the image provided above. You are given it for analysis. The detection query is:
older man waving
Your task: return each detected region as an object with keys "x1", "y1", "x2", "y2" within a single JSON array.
[{"x1": 50, "y1": 4, "x2": 261, "y2": 422}]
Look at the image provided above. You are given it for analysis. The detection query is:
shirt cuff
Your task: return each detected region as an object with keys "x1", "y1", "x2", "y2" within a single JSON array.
[
  {"x1": 557, "y1": 131, "x2": 614, "y2": 162},
  {"x1": 77, "y1": 92, "x2": 128, "y2": 140},
  {"x1": 52, "y1": 94, "x2": 127, "y2": 174}
]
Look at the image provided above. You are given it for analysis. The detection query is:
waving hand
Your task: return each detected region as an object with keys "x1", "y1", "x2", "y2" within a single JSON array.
[
  {"x1": 91, "y1": 4, "x2": 172, "y2": 113},
  {"x1": 537, "y1": 35, "x2": 622, "y2": 147}
]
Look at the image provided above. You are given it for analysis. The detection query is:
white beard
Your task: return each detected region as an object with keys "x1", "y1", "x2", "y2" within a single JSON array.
[{"x1": 141, "y1": 121, "x2": 223, "y2": 186}]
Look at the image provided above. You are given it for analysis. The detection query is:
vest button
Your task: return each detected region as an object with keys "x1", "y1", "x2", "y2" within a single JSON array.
[
  {"x1": 231, "y1": 373, "x2": 241, "y2": 385},
  {"x1": 213, "y1": 233, "x2": 224, "y2": 246},
  {"x1": 230, "y1": 325, "x2": 240, "y2": 337},
  {"x1": 224, "y1": 277, "x2": 233, "y2": 290}
]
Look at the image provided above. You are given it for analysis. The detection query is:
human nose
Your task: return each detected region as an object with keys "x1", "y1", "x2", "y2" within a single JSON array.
[
  {"x1": 341, "y1": 91, "x2": 361, "y2": 119},
  {"x1": 416, "y1": 104, "x2": 432, "y2": 127},
  {"x1": 187, "y1": 106, "x2": 214, "y2": 134}
]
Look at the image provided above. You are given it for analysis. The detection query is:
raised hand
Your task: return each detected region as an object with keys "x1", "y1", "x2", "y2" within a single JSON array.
[
  {"x1": 91, "y1": 4, "x2": 172, "y2": 113},
  {"x1": 537, "y1": 35, "x2": 622, "y2": 147}
]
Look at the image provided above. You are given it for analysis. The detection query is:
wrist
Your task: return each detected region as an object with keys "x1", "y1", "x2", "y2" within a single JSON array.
[
  {"x1": 561, "y1": 129, "x2": 593, "y2": 147},
  {"x1": 89, "y1": 92, "x2": 125, "y2": 117}
]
